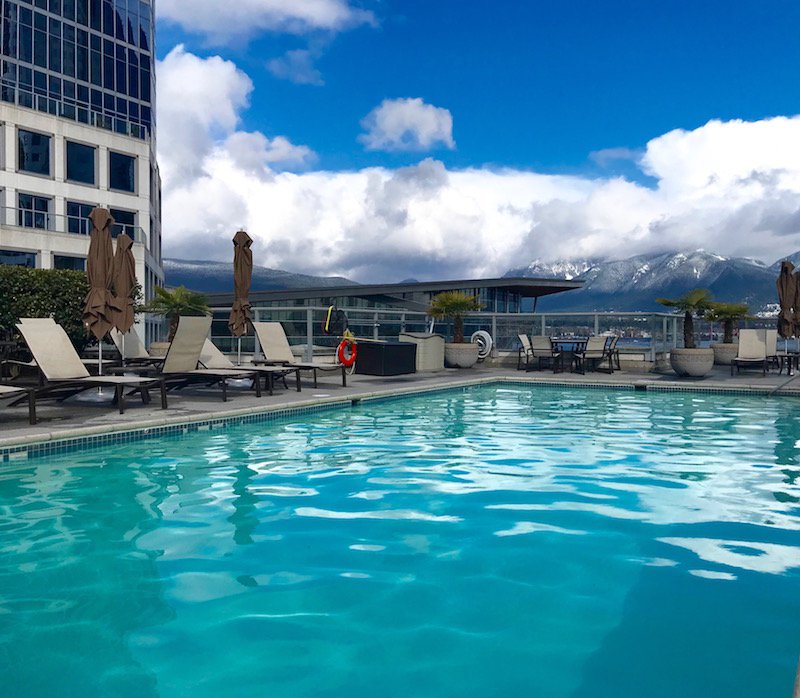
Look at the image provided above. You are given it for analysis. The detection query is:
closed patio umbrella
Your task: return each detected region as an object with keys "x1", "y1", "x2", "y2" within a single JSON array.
[
  {"x1": 82, "y1": 209, "x2": 115, "y2": 372},
  {"x1": 228, "y1": 230, "x2": 253, "y2": 364},
  {"x1": 110, "y1": 232, "x2": 137, "y2": 362},
  {"x1": 777, "y1": 260, "x2": 796, "y2": 338}
]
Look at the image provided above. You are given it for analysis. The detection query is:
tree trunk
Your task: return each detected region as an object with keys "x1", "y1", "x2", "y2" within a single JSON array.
[
  {"x1": 453, "y1": 315, "x2": 464, "y2": 344},
  {"x1": 683, "y1": 311, "x2": 695, "y2": 348},
  {"x1": 723, "y1": 319, "x2": 733, "y2": 344}
]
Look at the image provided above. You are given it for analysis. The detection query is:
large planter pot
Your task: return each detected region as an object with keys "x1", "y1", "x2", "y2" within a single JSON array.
[
  {"x1": 712, "y1": 343, "x2": 738, "y2": 365},
  {"x1": 444, "y1": 342, "x2": 479, "y2": 368},
  {"x1": 669, "y1": 347, "x2": 714, "y2": 377}
]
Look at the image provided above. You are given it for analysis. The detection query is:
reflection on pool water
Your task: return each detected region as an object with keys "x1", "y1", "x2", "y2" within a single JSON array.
[{"x1": 1, "y1": 386, "x2": 799, "y2": 697}]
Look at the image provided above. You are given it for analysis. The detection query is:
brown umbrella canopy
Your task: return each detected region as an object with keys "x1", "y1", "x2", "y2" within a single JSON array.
[
  {"x1": 777, "y1": 261, "x2": 796, "y2": 338},
  {"x1": 228, "y1": 230, "x2": 253, "y2": 338},
  {"x1": 82, "y1": 208, "x2": 115, "y2": 340},
  {"x1": 110, "y1": 232, "x2": 137, "y2": 333}
]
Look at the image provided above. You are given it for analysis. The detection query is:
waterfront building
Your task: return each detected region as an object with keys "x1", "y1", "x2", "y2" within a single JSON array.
[{"x1": 0, "y1": 0, "x2": 162, "y2": 341}]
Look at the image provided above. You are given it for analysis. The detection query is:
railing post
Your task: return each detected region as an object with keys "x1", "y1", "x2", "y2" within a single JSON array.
[
  {"x1": 673, "y1": 317, "x2": 678, "y2": 348},
  {"x1": 541, "y1": 314, "x2": 546, "y2": 336},
  {"x1": 594, "y1": 314, "x2": 599, "y2": 336},
  {"x1": 305, "y1": 308, "x2": 314, "y2": 362},
  {"x1": 491, "y1": 314, "x2": 498, "y2": 357},
  {"x1": 373, "y1": 312, "x2": 379, "y2": 340},
  {"x1": 401, "y1": 312, "x2": 406, "y2": 333}
]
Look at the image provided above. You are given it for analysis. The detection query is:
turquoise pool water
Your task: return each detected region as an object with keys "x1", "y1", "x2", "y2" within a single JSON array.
[{"x1": 1, "y1": 386, "x2": 799, "y2": 697}]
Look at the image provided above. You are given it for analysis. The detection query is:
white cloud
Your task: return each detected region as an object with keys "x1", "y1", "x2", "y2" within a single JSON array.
[
  {"x1": 157, "y1": 53, "x2": 800, "y2": 282},
  {"x1": 157, "y1": 46, "x2": 316, "y2": 190},
  {"x1": 267, "y1": 49, "x2": 324, "y2": 86},
  {"x1": 157, "y1": 0, "x2": 374, "y2": 44},
  {"x1": 359, "y1": 98, "x2": 456, "y2": 152}
]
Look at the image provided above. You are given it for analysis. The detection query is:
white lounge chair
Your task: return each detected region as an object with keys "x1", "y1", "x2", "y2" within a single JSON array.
[
  {"x1": 158, "y1": 316, "x2": 263, "y2": 401},
  {"x1": 15, "y1": 320, "x2": 168, "y2": 421},
  {"x1": 199, "y1": 339, "x2": 301, "y2": 394},
  {"x1": 0, "y1": 384, "x2": 36, "y2": 424},
  {"x1": 110, "y1": 328, "x2": 161, "y2": 366},
  {"x1": 731, "y1": 329, "x2": 767, "y2": 376},
  {"x1": 252, "y1": 322, "x2": 347, "y2": 387}
]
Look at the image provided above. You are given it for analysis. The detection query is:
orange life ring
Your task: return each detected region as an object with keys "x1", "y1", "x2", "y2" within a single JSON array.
[{"x1": 337, "y1": 339, "x2": 357, "y2": 367}]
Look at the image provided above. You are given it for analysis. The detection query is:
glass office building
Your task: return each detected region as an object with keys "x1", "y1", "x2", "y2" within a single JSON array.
[
  {"x1": 0, "y1": 0, "x2": 163, "y2": 342},
  {"x1": 1, "y1": 0, "x2": 155, "y2": 140}
]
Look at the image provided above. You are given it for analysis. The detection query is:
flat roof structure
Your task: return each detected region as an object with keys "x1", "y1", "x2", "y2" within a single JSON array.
[{"x1": 208, "y1": 277, "x2": 583, "y2": 312}]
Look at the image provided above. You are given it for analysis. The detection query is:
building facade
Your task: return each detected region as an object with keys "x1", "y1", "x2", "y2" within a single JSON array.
[{"x1": 0, "y1": 0, "x2": 162, "y2": 341}]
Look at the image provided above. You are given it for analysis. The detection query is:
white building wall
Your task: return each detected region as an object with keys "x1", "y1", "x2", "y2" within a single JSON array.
[{"x1": 0, "y1": 102, "x2": 163, "y2": 342}]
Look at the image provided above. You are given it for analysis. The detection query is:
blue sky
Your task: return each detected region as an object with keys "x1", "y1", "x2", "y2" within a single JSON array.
[{"x1": 154, "y1": 0, "x2": 800, "y2": 281}]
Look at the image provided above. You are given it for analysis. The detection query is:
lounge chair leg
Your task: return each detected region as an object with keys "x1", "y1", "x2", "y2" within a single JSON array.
[
  {"x1": 28, "y1": 391, "x2": 36, "y2": 425},
  {"x1": 313, "y1": 369, "x2": 318, "y2": 388},
  {"x1": 254, "y1": 374, "x2": 262, "y2": 398},
  {"x1": 160, "y1": 381, "x2": 168, "y2": 410},
  {"x1": 116, "y1": 384, "x2": 125, "y2": 414},
  {"x1": 295, "y1": 370, "x2": 301, "y2": 392},
  {"x1": 340, "y1": 367, "x2": 346, "y2": 387},
  {"x1": 222, "y1": 380, "x2": 228, "y2": 402},
  {"x1": 267, "y1": 373, "x2": 274, "y2": 396}
]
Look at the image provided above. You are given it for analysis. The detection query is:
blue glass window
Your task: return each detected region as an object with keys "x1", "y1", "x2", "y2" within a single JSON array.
[
  {"x1": 53, "y1": 255, "x2": 86, "y2": 270},
  {"x1": 18, "y1": 193, "x2": 51, "y2": 228},
  {"x1": 67, "y1": 200, "x2": 94, "y2": 234},
  {"x1": 66, "y1": 140, "x2": 95, "y2": 184},
  {"x1": 0, "y1": 250, "x2": 37, "y2": 268},
  {"x1": 109, "y1": 150, "x2": 135, "y2": 191},
  {"x1": 18, "y1": 129, "x2": 51, "y2": 175}
]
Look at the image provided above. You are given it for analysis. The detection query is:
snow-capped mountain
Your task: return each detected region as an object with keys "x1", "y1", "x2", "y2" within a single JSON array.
[
  {"x1": 164, "y1": 259, "x2": 356, "y2": 293},
  {"x1": 508, "y1": 249, "x2": 785, "y2": 312}
]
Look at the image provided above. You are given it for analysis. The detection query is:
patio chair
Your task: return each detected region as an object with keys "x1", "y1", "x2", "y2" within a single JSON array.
[
  {"x1": 528, "y1": 336, "x2": 562, "y2": 372},
  {"x1": 517, "y1": 334, "x2": 534, "y2": 370},
  {"x1": 0, "y1": 384, "x2": 36, "y2": 424},
  {"x1": 199, "y1": 339, "x2": 301, "y2": 395},
  {"x1": 110, "y1": 328, "x2": 162, "y2": 366},
  {"x1": 252, "y1": 322, "x2": 347, "y2": 387},
  {"x1": 158, "y1": 316, "x2": 263, "y2": 400},
  {"x1": 731, "y1": 329, "x2": 767, "y2": 376},
  {"x1": 607, "y1": 335, "x2": 621, "y2": 371},
  {"x1": 14, "y1": 320, "x2": 168, "y2": 422},
  {"x1": 573, "y1": 336, "x2": 614, "y2": 374}
]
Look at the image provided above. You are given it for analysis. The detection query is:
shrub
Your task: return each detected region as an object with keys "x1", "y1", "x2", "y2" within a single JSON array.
[{"x1": 0, "y1": 266, "x2": 90, "y2": 352}]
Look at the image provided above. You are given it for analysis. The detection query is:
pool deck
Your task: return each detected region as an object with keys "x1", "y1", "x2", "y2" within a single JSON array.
[{"x1": 2, "y1": 363, "x2": 800, "y2": 450}]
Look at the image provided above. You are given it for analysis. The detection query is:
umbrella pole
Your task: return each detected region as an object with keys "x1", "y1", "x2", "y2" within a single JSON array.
[
  {"x1": 238, "y1": 336, "x2": 242, "y2": 366},
  {"x1": 99, "y1": 339, "x2": 103, "y2": 376}
]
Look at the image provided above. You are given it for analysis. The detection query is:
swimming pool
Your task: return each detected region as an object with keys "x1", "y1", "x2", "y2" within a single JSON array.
[{"x1": 1, "y1": 385, "x2": 798, "y2": 697}]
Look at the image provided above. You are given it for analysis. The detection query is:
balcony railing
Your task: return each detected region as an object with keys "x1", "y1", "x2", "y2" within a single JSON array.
[
  {"x1": 0, "y1": 84, "x2": 149, "y2": 140},
  {"x1": 0, "y1": 207, "x2": 144, "y2": 244}
]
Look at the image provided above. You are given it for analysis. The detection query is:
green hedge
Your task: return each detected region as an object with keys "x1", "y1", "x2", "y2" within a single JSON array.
[{"x1": 0, "y1": 266, "x2": 91, "y2": 352}]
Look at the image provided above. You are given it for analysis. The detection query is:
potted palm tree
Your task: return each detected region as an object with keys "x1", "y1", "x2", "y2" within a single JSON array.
[
  {"x1": 656, "y1": 288, "x2": 715, "y2": 377},
  {"x1": 142, "y1": 285, "x2": 211, "y2": 354},
  {"x1": 427, "y1": 291, "x2": 483, "y2": 368},
  {"x1": 705, "y1": 302, "x2": 749, "y2": 365}
]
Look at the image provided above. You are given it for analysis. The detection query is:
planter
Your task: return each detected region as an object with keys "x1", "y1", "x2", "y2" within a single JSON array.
[
  {"x1": 444, "y1": 342, "x2": 479, "y2": 368},
  {"x1": 712, "y1": 343, "x2": 738, "y2": 365},
  {"x1": 669, "y1": 347, "x2": 714, "y2": 377},
  {"x1": 148, "y1": 341, "x2": 170, "y2": 357}
]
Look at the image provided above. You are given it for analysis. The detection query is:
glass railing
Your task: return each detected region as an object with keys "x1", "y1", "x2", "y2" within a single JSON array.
[
  {"x1": 205, "y1": 306, "x2": 690, "y2": 363},
  {"x1": 0, "y1": 207, "x2": 144, "y2": 244}
]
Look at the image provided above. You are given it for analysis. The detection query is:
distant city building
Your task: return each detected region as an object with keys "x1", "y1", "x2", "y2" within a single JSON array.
[{"x1": 0, "y1": 0, "x2": 162, "y2": 341}]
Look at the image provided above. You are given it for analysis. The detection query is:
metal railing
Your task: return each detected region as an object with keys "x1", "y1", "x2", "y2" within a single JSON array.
[
  {"x1": 0, "y1": 207, "x2": 144, "y2": 244},
  {"x1": 206, "y1": 306, "x2": 691, "y2": 363},
  {"x1": 0, "y1": 85, "x2": 149, "y2": 140}
]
